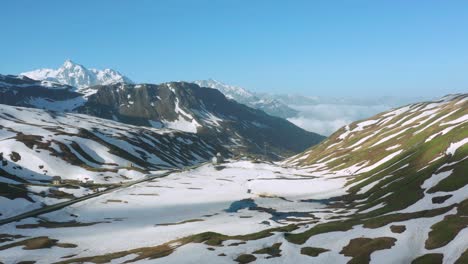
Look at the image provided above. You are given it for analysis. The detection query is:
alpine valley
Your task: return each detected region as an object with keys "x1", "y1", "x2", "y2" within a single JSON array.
[{"x1": 0, "y1": 61, "x2": 466, "y2": 264}]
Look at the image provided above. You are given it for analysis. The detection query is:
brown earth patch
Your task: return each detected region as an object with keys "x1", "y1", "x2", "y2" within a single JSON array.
[
  {"x1": 0, "y1": 236, "x2": 77, "y2": 251},
  {"x1": 103, "y1": 199, "x2": 128, "y2": 204},
  {"x1": 300, "y1": 246, "x2": 329, "y2": 257},
  {"x1": 340, "y1": 237, "x2": 396, "y2": 264},
  {"x1": 390, "y1": 225, "x2": 406, "y2": 233},
  {"x1": 9, "y1": 151, "x2": 21, "y2": 162},
  {"x1": 16, "y1": 220, "x2": 103, "y2": 229},
  {"x1": 235, "y1": 254, "x2": 256, "y2": 263},
  {"x1": 155, "y1": 219, "x2": 204, "y2": 226}
]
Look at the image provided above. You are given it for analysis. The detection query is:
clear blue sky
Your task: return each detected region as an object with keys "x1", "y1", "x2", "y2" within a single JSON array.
[{"x1": 1, "y1": 0, "x2": 467, "y2": 97}]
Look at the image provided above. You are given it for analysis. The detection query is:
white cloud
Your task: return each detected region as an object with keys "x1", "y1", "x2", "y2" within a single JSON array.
[{"x1": 287, "y1": 104, "x2": 390, "y2": 136}]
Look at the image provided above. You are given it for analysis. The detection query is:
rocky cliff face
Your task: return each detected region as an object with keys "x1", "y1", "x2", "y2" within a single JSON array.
[{"x1": 82, "y1": 82, "x2": 325, "y2": 158}]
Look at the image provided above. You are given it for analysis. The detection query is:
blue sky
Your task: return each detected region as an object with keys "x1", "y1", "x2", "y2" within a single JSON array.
[{"x1": 1, "y1": 0, "x2": 467, "y2": 97}]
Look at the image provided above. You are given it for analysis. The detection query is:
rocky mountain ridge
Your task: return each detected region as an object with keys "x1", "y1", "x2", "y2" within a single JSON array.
[{"x1": 0, "y1": 74, "x2": 324, "y2": 159}]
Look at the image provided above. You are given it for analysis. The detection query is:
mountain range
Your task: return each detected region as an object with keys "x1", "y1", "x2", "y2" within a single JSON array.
[
  {"x1": 19, "y1": 60, "x2": 425, "y2": 136},
  {"x1": 193, "y1": 79, "x2": 299, "y2": 119},
  {"x1": 19, "y1": 61, "x2": 297, "y2": 119},
  {"x1": 0, "y1": 73, "x2": 324, "y2": 159}
]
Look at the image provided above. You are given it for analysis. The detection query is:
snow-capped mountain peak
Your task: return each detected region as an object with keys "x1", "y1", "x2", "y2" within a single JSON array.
[
  {"x1": 20, "y1": 60, "x2": 133, "y2": 96},
  {"x1": 62, "y1": 59, "x2": 76, "y2": 68}
]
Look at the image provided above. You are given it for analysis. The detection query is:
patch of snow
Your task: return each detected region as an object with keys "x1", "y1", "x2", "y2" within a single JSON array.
[{"x1": 446, "y1": 138, "x2": 468, "y2": 156}]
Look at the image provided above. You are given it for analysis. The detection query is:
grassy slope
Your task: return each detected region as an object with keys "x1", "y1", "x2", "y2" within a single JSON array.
[{"x1": 281, "y1": 94, "x2": 468, "y2": 262}]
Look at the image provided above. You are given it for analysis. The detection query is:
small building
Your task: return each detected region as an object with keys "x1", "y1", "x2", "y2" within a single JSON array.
[
  {"x1": 51, "y1": 176, "x2": 62, "y2": 185},
  {"x1": 85, "y1": 180, "x2": 94, "y2": 185},
  {"x1": 212, "y1": 152, "x2": 224, "y2": 165}
]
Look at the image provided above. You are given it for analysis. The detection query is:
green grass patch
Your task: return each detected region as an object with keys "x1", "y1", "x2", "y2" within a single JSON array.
[
  {"x1": 285, "y1": 220, "x2": 354, "y2": 244},
  {"x1": 455, "y1": 248, "x2": 468, "y2": 264},
  {"x1": 300, "y1": 246, "x2": 329, "y2": 257},
  {"x1": 428, "y1": 157, "x2": 468, "y2": 193},
  {"x1": 411, "y1": 253, "x2": 443, "y2": 264},
  {"x1": 425, "y1": 199, "x2": 468, "y2": 250},
  {"x1": 252, "y1": 242, "x2": 282, "y2": 258}
]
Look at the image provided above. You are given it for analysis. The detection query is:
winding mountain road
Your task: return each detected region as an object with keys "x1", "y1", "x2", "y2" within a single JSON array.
[{"x1": 0, "y1": 162, "x2": 207, "y2": 226}]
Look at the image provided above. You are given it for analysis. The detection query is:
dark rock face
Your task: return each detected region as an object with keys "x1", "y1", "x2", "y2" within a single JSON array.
[{"x1": 81, "y1": 82, "x2": 325, "y2": 158}]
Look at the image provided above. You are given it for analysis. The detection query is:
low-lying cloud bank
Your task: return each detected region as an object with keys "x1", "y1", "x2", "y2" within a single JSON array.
[{"x1": 287, "y1": 104, "x2": 391, "y2": 136}]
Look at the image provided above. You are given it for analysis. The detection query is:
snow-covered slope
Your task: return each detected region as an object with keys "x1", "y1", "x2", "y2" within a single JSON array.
[
  {"x1": 0, "y1": 104, "x2": 222, "y2": 183},
  {"x1": 194, "y1": 79, "x2": 299, "y2": 119},
  {"x1": 21, "y1": 60, "x2": 133, "y2": 96},
  {"x1": 0, "y1": 104, "x2": 223, "y2": 218}
]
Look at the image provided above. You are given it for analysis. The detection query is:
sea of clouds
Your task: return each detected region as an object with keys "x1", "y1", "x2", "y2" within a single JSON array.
[{"x1": 287, "y1": 104, "x2": 391, "y2": 136}]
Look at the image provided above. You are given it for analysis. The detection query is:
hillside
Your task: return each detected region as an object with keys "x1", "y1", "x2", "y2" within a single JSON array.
[
  {"x1": 280, "y1": 93, "x2": 468, "y2": 262},
  {"x1": 0, "y1": 104, "x2": 223, "y2": 219},
  {"x1": 0, "y1": 95, "x2": 465, "y2": 263}
]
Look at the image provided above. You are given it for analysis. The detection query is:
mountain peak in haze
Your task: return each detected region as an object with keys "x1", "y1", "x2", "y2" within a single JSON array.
[
  {"x1": 194, "y1": 79, "x2": 299, "y2": 119},
  {"x1": 194, "y1": 79, "x2": 254, "y2": 100},
  {"x1": 20, "y1": 60, "x2": 133, "y2": 96}
]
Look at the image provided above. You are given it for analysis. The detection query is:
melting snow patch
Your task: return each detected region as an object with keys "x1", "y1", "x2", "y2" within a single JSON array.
[
  {"x1": 446, "y1": 138, "x2": 468, "y2": 156},
  {"x1": 360, "y1": 202, "x2": 386, "y2": 213},
  {"x1": 385, "y1": 145, "x2": 400, "y2": 151},
  {"x1": 440, "y1": 114, "x2": 468, "y2": 126},
  {"x1": 163, "y1": 117, "x2": 200, "y2": 133},
  {"x1": 425, "y1": 125, "x2": 458, "y2": 142},
  {"x1": 422, "y1": 170, "x2": 453, "y2": 190},
  {"x1": 357, "y1": 180, "x2": 381, "y2": 195},
  {"x1": 357, "y1": 150, "x2": 403, "y2": 174}
]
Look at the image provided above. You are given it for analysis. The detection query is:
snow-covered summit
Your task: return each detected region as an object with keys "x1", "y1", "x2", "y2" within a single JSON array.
[{"x1": 20, "y1": 60, "x2": 133, "y2": 96}]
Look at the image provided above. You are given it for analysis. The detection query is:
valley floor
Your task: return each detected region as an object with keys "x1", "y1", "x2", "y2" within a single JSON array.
[{"x1": 0, "y1": 160, "x2": 466, "y2": 264}]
